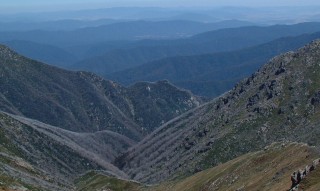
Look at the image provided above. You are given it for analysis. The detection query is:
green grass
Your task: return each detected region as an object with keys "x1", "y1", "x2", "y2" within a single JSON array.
[
  {"x1": 0, "y1": 174, "x2": 44, "y2": 191},
  {"x1": 75, "y1": 171, "x2": 142, "y2": 191},
  {"x1": 0, "y1": 127, "x2": 23, "y2": 158}
]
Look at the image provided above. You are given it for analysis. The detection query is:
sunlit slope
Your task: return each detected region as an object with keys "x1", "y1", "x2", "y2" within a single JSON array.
[
  {"x1": 149, "y1": 142, "x2": 319, "y2": 191},
  {"x1": 75, "y1": 143, "x2": 320, "y2": 191}
]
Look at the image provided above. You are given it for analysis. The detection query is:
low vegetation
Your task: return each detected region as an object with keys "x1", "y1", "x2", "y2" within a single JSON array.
[
  {"x1": 75, "y1": 143, "x2": 320, "y2": 191},
  {"x1": 76, "y1": 171, "x2": 142, "y2": 191}
]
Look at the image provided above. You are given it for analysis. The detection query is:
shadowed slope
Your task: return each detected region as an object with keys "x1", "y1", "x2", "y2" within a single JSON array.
[{"x1": 0, "y1": 45, "x2": 202, "y2": 140}]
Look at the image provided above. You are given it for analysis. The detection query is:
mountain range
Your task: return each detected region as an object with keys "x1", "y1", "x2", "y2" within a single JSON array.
[
  {"x1": 2, "y1": 22, "x2": 320, "y2": 75},
  {"x1": 0, "y1": 45, "x2": 202, "y2": 190},
  {"x1": 0, "y1": 20, "x2": 254, "y2": 47},
  {"x1": 1, "y1": 30, "x2": 320, "y2": 190},
  {"x1": 73, "y1": 22, "x2": 320, "y2": 75},
  {"x1": 109, "y1": 32, "x2": 320, "y2": 97},
  {"x1": 2, "y1": 6, "x2": 319, "y2": 24},
  {"x1": 0, "y1": 19, "x2": 254, "y2": 69}
]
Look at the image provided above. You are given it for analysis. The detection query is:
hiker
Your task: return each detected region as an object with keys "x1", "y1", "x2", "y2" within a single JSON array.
[
  {"x1": 290, "y1": 172, "x2": 297, "y2": 189},
  {"x1": 302, "y1": 168, "x2": 307, "y2": 178},
  {"x1": 297, "y1": 171, "x2": 302, "y2": 184},
  {"x1": 310, "y1": 164, "x2": 315, "y2": 172}
]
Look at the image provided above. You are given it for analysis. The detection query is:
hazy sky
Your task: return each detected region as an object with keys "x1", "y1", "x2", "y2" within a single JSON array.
[{"x1": 2, "y1": 0, "x2": 320, "y2": 13}]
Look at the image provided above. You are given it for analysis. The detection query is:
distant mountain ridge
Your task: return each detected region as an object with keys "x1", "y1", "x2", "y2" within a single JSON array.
[
  {"x1": 3, "y1": 22, "x2": 320, "y2": 72},
  {"x1": 3, "y1": 40, "x2": 78, "y2": 67},
  {"x1": 0, "y1": 19, "x2": 254, "y2": 69},
  {"x1": 109, "y1": 32, "x2": 320, "y2": 97},
  {"x1": 73, "y1": 22, "x2": 320, "y2": 80},
  {"x1": 0, "y1": 20, "x2": 254, "y2": 47}
]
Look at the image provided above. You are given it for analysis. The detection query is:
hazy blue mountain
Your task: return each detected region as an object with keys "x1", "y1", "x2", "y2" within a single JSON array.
[
  {"x1": 1, "y1": 6, "x2": 319, "y2": 24},
  {"x1": 71, "y1": 22, "x2": 320, "y2": 75},
  {"x1": 166, "y1": 12, "x2": 217, "y2": 22},
  {"x1": 3, "y1": 40, "x2": 77, "y2": 67},
  {"x1": 0, "y1": 19, "x2": 121, "y2": 31},
  {"x1": 4, "y1": 22, "x2": 320, "y2": 71},
  {"x1": 108, "y1": 32, "x2": 320, "y2": 97},
  {"x1": 68, "y1": 19, "x2": 254, "y2": 56},
  {"x1": 188, "y1": 22, "x2": 320, "y2": 46},
  {"x1": 0, "y1": 20, "x2": 255, "y2": 47},
  {"x1": 0, "y1": 19, "x2": 254, "y2": 68}
]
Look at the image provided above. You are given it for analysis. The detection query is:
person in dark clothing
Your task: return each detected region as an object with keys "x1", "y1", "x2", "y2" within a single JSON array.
[
  {"x1": 303, "y1": 169, "x2": 307, "y2": 177},
  {"x1": 290, "y1": 172, "x2": 297, "y2": 189},
  {"x1": 297, "y1": 171, "x2": 301, "y2": 184},
  {"x1": 310, "y1": 164, "x2": 315, "y2": 172}
]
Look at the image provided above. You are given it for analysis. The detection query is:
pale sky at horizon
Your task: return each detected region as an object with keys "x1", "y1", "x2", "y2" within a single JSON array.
[{"x1": 2, "y1": 0, "x2": 320, "y2": 13}]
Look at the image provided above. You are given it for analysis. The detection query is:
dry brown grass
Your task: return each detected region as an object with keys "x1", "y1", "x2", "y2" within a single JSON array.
[
  {"x1": 147, "y1": 142, "x2": 319, "y2": 191},
  {"x1": 0, "y1": 188, "x2": 14, "y2": 191},
  {"x1": 299, "y1": 166, "x2": 320, "y2": 191}
]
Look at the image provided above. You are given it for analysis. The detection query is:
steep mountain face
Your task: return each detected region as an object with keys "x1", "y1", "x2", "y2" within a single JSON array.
[
  {"x1": 0, "y1": 45, "x2": 202, "y2": 140},
  {"x1": 115, "y1": 40, "x2": 320, "y2": 183},
  {"x1": 109, "y1": 32, "x2": 320, "y2": 97},
  {"x1": 126, "y1": 80, "x2": 202, "y2": 132}
]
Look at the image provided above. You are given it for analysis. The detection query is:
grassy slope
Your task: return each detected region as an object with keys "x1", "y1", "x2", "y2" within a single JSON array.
[
  {"x1": 149, "y1": 143, "x2": 319, "y2": 191},
  {"x1": 0, "y1": 114, "x2": 42, "y2": 191},
  {"x1": 76, "y1": 143, "x2": 319, "y2": 191},
  {"x1": 300, "y1": 166, "x2": 320, "y2": 191},
  {"x1": 0, "y1": 130, "x2": 48, "y2": 190},
  {"x1": 76, "y1": 171, "x2": 142, "y2": 191},
  {"x1": 0, "y1": 174, "x2": 44, "y2": 191}
]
